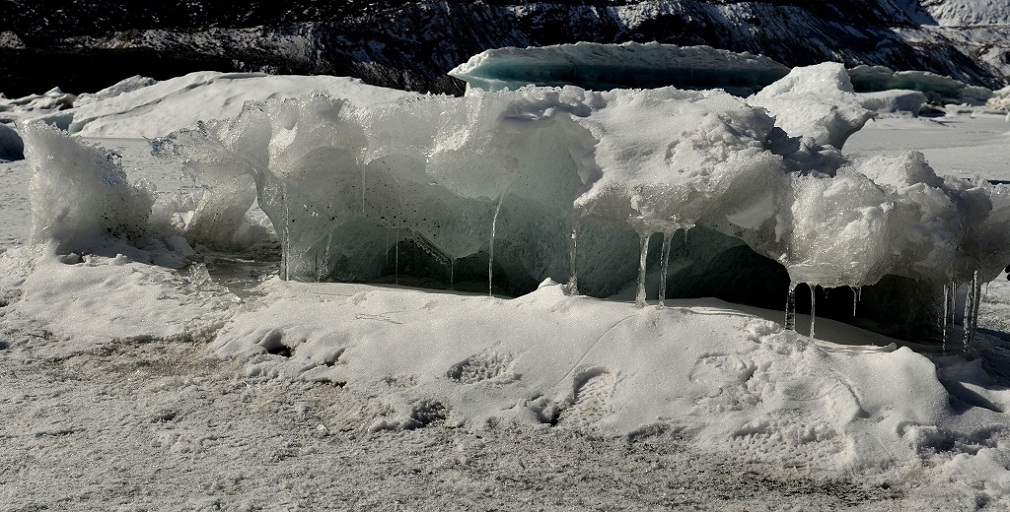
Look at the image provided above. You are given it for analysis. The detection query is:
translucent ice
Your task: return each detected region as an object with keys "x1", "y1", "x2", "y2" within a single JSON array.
[{"x1": 22, "y1": 122, "x2": 154, "y2": 253}]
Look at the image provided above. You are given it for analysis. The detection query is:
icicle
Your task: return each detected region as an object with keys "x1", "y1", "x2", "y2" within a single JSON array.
[
  {"x1": 394, "y1": 229, "x2": 400, "y2": 286},
  {"x1": 809, "y1": 284, "x2": 816, "y2": 339},
  {"x1": 973, "y1": 270, "x2": 981, "y2": 343},
  {"x1": 635, "y1": 233, "x2": 651, "y2": 307},
  {"x1": 489, "y1": 193, "x2": 506, "y2": 297},
  {"x1": 449, "y1": 259, "x2": 455, "y2": 290},
  {"x1": 942, "y1": 282, "x2": 950, "y2": 353},
  {"x1": 567, "y1": 221, "x2": 579, "y2": 295},
  {"x1": 360, "y1": 158, "x2": 366, "y2": 214},
  {"x1": 948, "y1": 279, "x2": 958, "y2": 351},
  {"x1": 851, "y1": 286, "x2": 859, "y2": 317},
  {"x1": 784, "y1": 282, "x2": 797, "y2": 331},
  {"x1": 659, "y1": 231, "x2": 673, "y2": 307},
  {"x1": 964, "y1": 270, "x2": 982, "y2": 351},
  {"x1": 281, "y1": 181, "x2": 291, "y2": 281}
]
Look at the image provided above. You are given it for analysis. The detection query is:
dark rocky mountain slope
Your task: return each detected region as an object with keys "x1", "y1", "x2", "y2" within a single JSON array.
[{"x1": 0, "y1": 0, "x2": 1008, "y2": 96}]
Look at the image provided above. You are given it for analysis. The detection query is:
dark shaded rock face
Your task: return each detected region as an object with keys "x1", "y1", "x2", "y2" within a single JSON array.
[{"x1": 0, "y1": 1, "x2": 1007, "y2": 96}]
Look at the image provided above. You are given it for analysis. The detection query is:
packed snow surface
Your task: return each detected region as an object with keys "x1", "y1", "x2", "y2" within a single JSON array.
[{"x1": 3, "y1": 59, "x2": 1010, "y2": 509}]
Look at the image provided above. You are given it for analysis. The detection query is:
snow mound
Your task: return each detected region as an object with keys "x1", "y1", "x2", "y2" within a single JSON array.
[
  {"x1": 0, "y1": 87, "x2": 75, "y2": 120},
  {"x1": 205, "y1": 276, "x2": 1010, "y2": 493}
]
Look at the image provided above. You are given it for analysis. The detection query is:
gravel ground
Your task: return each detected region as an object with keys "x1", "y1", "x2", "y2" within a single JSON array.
[{"x1": 0, "y1": 338, "x2": 931, "y2": 512}]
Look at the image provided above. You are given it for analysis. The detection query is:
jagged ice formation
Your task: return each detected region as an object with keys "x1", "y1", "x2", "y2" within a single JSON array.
[{"x1": 21, "y1": 62, "x2": 1010, "y2": 344}]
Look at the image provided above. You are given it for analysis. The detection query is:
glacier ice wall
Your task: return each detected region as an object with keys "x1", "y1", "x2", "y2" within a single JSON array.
[
  {"x1": 451, "y1": 43, "x2": 993, "y2": 106},
  {"x1": 448, "y1": 42, "x2": 791, "y2": 96},
  {"x1": 847, "y1": 65, "x2": 993, "y2": 104}
]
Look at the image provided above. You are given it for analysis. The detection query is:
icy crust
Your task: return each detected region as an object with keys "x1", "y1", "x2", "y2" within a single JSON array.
[{"x1": 448, "y1": 41, "x2": 791, "y2": 96}]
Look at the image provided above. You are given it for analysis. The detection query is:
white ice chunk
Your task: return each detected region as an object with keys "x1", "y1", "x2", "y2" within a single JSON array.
[{"x1": 749, "y1": 62, "x2": 875, "y2": 149}]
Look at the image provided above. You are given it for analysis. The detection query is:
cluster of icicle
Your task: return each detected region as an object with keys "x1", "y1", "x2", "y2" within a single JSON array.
[{"x1": 19, "y1": 61, "x2": 1006, "y2": 350}]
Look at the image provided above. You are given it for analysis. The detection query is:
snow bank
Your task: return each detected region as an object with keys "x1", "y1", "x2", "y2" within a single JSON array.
[
  {"x1": 449, "y1": 41, "x2": 791, "y2": 96},
  {"x1": 0, "y1": 87, "x2": 75, "y2": 118}
]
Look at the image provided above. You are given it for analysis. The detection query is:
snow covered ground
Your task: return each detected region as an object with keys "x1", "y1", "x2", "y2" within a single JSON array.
[{"x1": 3, "y1": 69, "x2": 1010, "y2": 510}]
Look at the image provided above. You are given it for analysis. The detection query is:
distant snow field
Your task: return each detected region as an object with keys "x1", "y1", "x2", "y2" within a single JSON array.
[{"x1": 3, "y1": 54, "x2": 1010, "y2": 510}]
